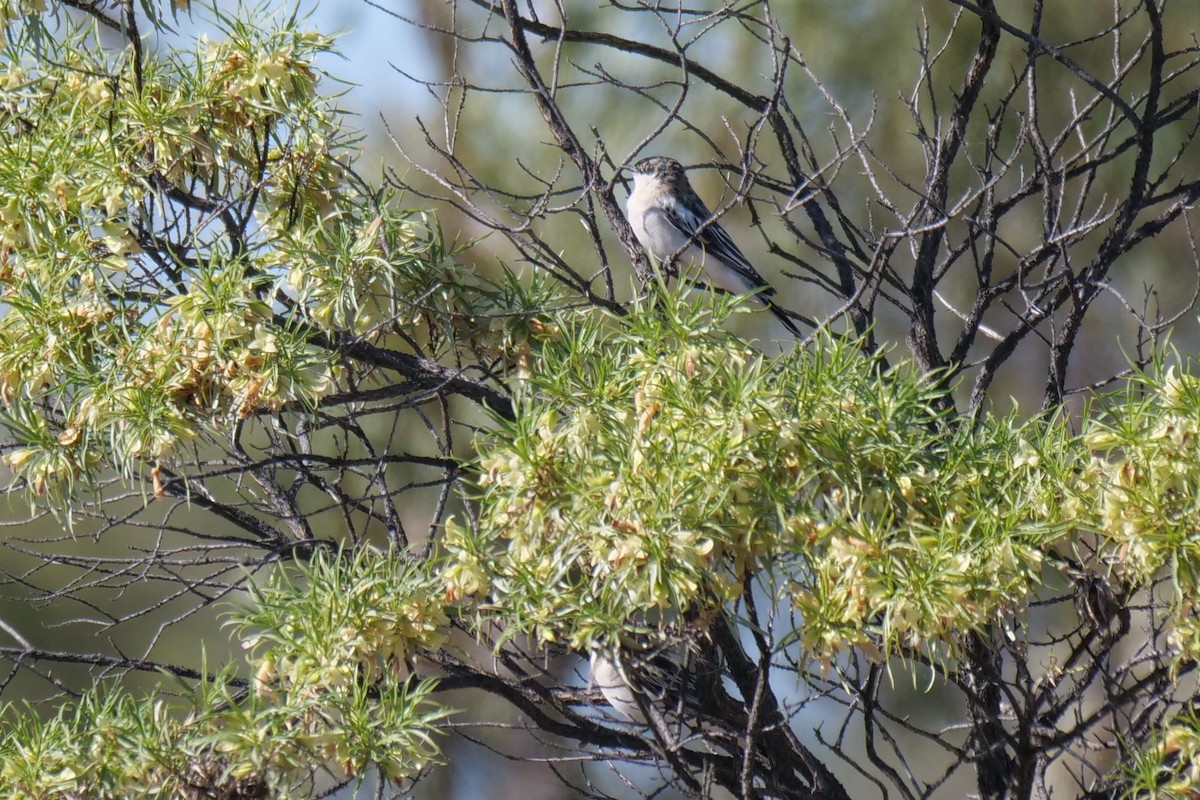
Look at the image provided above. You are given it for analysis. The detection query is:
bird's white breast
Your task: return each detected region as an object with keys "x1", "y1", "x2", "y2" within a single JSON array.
[
  {"x1": 626, "y1": 173, "x2": 656, "y2": 247},
  {"x1": 627, "y1": 178, "x2": 693, "y2": 259}
]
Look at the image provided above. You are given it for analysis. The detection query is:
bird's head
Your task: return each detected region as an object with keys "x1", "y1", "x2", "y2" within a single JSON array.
[{"x1": 631, "y1": 156, "x2": 687, "y2": 186}]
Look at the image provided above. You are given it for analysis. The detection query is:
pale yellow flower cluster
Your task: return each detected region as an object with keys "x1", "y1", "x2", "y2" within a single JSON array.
[
  {"x1": 1080, "y1": 366, "x2": 1200, "y2": 664},
  {"x1": 443, "y1": 305, "x2": 1063, "y2": 661},
  {"x1": 243, "y1": 549, "x2": 449, "y2": 711}
]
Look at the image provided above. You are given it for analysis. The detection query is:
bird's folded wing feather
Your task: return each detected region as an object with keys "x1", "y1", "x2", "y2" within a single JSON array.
[{"x1": 656, "y1": 203, "x2": 773, "y2": 294}]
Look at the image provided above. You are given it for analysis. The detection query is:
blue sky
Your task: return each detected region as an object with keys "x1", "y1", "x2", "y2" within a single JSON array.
[{"x1": 308, "y1": 3, "x2": 440, "y2": 121}]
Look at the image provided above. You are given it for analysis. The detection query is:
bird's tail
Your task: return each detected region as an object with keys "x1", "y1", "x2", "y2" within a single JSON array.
[{"x1": 765, "y1": 299, "x2": 803, "y2": 338}]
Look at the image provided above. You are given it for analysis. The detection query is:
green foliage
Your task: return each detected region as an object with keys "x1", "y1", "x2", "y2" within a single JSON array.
[
  {"x1": 1079, "y1": 358, "x2": 1200, "y2": 665},
  {"x1": 236, "y1": 546, "x2": 449, "y2": 702},
  {"x1": 0, "y1": 4, "x2": 563, "y2": 505},
  {"x1": 227, "y1": 547, "x2": 450, "y2": 787},
  {"x1": 7, "y1": 3, "x2": 1200, "y2": 797},
  {"x1": 0, "y1": 7, "x2": 350, "y2": 497},
  {"x1": 443, "y1": 290, "x2": 1074, "y2": 663},
  {"x1": 1121, "y1": 706, "x2": 1200, "y2": 799},
  {"x1": 0, "y1": 548, "x2": 448, "y2": 798}
]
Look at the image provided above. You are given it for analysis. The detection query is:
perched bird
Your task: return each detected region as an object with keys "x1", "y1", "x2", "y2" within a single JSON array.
[
  {"x1": 625, "y1": 156, "x2": 802, "y2": 336},
  {"x1": 589, "y1": 646, "x2": 668, "y2": 726},
  {"x1": 588, "y1": 642, "x2": 722, "y2": 741}
]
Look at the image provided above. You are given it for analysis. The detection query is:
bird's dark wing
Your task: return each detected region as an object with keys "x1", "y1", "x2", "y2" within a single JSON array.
[{"x1": 658, "y1": 202, "x2": 773, "y2": 293}]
